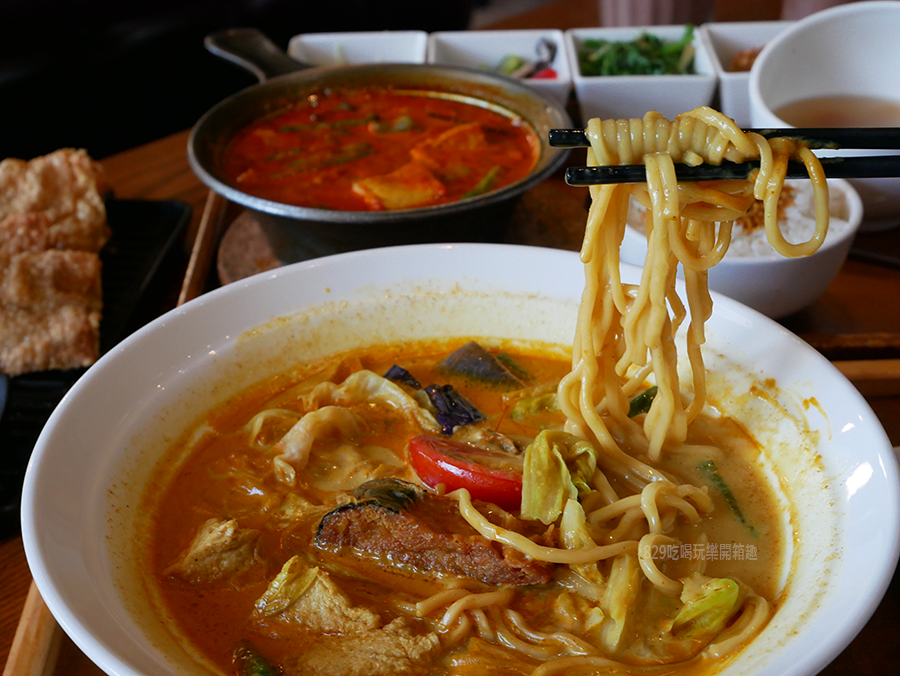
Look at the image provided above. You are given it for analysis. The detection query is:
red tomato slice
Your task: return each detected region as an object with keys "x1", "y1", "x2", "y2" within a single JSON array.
[
  {"x1": 530, "y1": 67, "x2": 558, "y2": 79},
  {"x1": 407, "y1": 435, "x2": 523, "y2": 511}
]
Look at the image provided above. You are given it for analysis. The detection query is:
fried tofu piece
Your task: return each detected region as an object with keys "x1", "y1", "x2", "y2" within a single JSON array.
[
  {"x1": 410, "y1": 122, "x2": 489, "y2": 179},
  {"x1": 0, "y1": 249, "x2": 102, "y2": 375},
  {"x1": 252, "y1": 556, "x2": 381, "y2": 634},
  {"x1": 165, "y1": 518, "x2": 262, "y2": 584},
  {"x1": 413, "y1": 122, "x2": 488, "y2": 156},
  {"x1": 251, "y1": 554, "x2": 441, "y2": 676},
  {"x1": 284, "y1": 618, "x2": 441, "y2": 676},
  {"x1": 352, "y1": 162, "x2": 446, "y2": 210},
  {"x1": 0, "y1": 148, "x2": 109, "y2": 252}
]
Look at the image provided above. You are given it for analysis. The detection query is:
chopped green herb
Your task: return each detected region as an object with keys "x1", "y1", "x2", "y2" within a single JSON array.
[
  {"x1": 697, "y1": 460, "x2": 756, "y2": 535},
  {"x1": 578, "y1": 25, "x2": 695, "y2": 76},
  {"x1": 628, "y1": 385, "x2": 658, "y2": 417}
]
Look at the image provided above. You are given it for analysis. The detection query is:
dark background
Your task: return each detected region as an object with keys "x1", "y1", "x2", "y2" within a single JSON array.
[{"x1": 0, "y1": 0, "x2": 476, "y2": 160}]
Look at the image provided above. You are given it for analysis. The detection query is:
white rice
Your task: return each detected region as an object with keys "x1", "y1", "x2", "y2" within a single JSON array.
[{"x1": 626, "y1": 180, "x2": 853, "y2": 259}]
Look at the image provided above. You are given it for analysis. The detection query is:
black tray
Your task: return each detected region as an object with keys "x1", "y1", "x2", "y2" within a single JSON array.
[{"x1": 0, "y1": 198, "x2": 191, "y2": 538}]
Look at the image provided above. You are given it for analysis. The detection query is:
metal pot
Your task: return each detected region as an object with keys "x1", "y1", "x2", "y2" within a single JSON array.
[{"x1": 188, "y1": 29, "x2": 572, "y2": 262}]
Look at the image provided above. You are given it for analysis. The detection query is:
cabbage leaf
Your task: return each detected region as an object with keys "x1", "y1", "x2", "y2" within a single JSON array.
[
  {"x1": 306, "y1": 370, "x2": 440, "y2": 432},
  {"x1": 521, "y1": 430, "x2": 599, "y2": 524},
  {"x1": 272, "y1": 406, "x2": 366, "y2": 478},
  {"x1": 600, "y1": 551, "x2": 641, "y2": 652},
  {"x1": 671, "y1": 573, "x2": 743, "y2": 642}
]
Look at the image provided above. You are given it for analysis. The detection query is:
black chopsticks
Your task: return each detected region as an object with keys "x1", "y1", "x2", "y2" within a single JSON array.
[
  {"x1": 565, "y1": 156, "x2": 900, "y2": 185},
  {"x1": 550, "y1": 127, "x2": 900, "y2": 185}
]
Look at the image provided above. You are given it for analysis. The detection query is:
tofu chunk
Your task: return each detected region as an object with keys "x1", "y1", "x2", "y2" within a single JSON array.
[
  {"x1": 284, "y1": 618, "x2": 441, "y2": 676},
  {"x1": 252, "y1": 556, "x2": 381, "y2": 633},
  {"x1": 352, "y1": 162, "x2": 445, "y2": 210},
  {"x1": 165, "y1": 518, "x2": 261, "y2": 583},
  {"x1": 410, "y1": 122, "x2": 489, "y2": 179}
]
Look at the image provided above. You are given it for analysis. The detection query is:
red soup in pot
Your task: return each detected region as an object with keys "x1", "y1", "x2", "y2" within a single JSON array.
[{"x1": 219, "y1": 86, "x2": 542, "y2": 211}]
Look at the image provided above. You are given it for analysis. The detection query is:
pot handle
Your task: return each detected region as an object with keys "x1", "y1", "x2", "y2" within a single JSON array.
[{"x1": 204, "y1": 28, "x2": 311, "y2": 82}]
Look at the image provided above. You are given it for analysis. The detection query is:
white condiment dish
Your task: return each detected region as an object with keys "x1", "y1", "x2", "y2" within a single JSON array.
[
  {"x1": 697, "y1": 21, "x2": 793, "y2": 127},
  {"x1": 427, "y1": 29, "x2": 571, "y2": 107},
  {"x1": 620, "y1": 178, "x2": 863, "y2": 319},
  {"x1": 287, "y1": 30, "x2": 428, "y2": 66},
  {"x1": 748, "y1": 0, "x2": 900, "y2": 231},
  {"x1": 21, "y1": 243, "x2": 897, "y2": 676},
  {"x1": 564, "y1": 24, "x2": 716, "y2": 122}
]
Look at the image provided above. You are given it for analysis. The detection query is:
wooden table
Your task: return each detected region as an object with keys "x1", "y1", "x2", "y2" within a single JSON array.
[{"x1": 3, "y1": 1, "x2": 900, "y2": 674}]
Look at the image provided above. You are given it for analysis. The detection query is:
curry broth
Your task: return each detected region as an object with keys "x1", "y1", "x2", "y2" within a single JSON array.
[
  {"x1": 220, "y1": 87, "x2": 540, "y2": 211},
  {"x1": 146, "y1": 340, "x2": 785, "y2": 676}
]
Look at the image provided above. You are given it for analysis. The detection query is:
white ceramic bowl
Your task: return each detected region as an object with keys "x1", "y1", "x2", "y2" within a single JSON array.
[
  {"x1": 21, "y1": 244, "x2": 898, "y2": 676},
  {"x1": 697, "y1": 21, "x2": 794, "y2": 127},
  {"x1": 564, "y1": 24, "x2": 716, "y2": 122},
  {"x1": 621, "y1": 178, "x2": 863, "y2": 319},
  {"x1": 287, "y1": 30, "x2": 428, "y2": 66},
  {"x1": 427, "y1": 29, "x2": 572, "y2": 107},
  {"x1": 748, "y1": 0, "x2": 900, "y2": 231}
]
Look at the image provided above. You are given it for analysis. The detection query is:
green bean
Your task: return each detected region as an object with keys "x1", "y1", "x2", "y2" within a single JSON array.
[{"x1": 697, "y1": 460, "x2": 756, "y2": 535}]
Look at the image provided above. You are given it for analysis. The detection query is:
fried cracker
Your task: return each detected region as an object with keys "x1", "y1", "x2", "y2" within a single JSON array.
[
  {"x1": 0, "y1": 212, "x2": 52, "y2": 263},
  {"x1": 0, "y1": 148, "x2": 109, "y2": 252},
  {"x1": 0, "y1": 250, "x2": 102, "y2": 375}
]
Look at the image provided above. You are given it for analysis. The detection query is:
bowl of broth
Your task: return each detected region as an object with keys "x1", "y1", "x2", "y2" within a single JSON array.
[
  {"x1": 748, "y1": 0, "x2": 900, "y2": 231},
  {"x1": 20, "y1": 243, "x2": 899, "y2": 676}
]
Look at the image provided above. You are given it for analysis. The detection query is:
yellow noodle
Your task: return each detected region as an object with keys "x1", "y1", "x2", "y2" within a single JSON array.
[
  {"x1": 530, "y1": 654, "x2": 649, "y2": 676},
  {"x1": 440, "y1": 589, "x2": 515, "y2": 628},
  {"x1": 502, "y1": 609, "x2": 597, "y2": 656},
  {"x1": 703, "y1": 595, "x2": 772, "y2": 658},
  {"x1": 416, "y1": 588, "x2": 472, "y2": 617},
  {"x1": 561, "y1": 107, "x2": 829, "y2": 464},
  {"x1": 442, "y1": 613, "x2": 473, "y2": 648},
  {"x1": 486, "y1": 607, "x2": 563, "y2": 661},
  {"x1": 454, "y1": 489, "x2": 637, "y2": 564},
  {"x1": 638, "y1": 534, "x2": 683, "y2": 596},
  {"x1": 470, "y1": 608, "x2": 496, "y2": 642}
]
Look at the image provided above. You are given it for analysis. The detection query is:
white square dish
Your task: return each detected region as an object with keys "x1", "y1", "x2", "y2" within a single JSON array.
[
  {"x1": 564, "y1": 24, "x2": 716, "y2": 123},
  {"x1": 427, "y1": 29, "x2": 571, "y2": 107},
  {"x1": 699, "y1": 21, "x2": 794, "y2": 126},
  {"x1": 288, "y1": 30, "x2": 428, "y2": 66}
]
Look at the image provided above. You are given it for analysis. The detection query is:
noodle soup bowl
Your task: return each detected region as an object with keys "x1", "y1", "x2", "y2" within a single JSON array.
[
  {"x1": 748, "y1": 0, "x2": 900, "y2": 231},
  {"x1": 620, "y1": 178, "x2": 864, "y2": 318},
  {"x1": 21, "y1": 244, "x2": 898, "y2": 676}
]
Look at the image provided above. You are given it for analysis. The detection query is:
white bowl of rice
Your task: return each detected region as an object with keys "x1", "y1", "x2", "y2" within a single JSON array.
[{"x1": 620, "y1": 178, "x2": 863, "y2": 318}]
